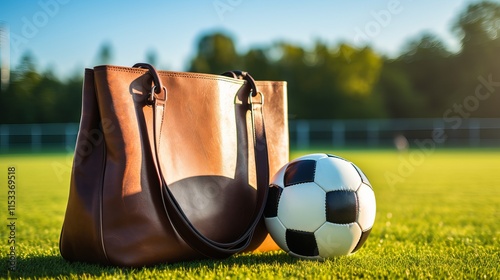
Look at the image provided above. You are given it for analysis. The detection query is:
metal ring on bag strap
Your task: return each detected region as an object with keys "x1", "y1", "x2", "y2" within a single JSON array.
[
  {"x1": 133, "y1": 63, "x2": 167, "y2": 103},
  {"x1": 150, "y1": 85, "x2": 168, "y2": 104}
]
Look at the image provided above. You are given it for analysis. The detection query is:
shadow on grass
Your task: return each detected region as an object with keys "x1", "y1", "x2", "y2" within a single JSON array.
[{"x1": 1, "y1": 252, "x2": 303, "y2": 278}]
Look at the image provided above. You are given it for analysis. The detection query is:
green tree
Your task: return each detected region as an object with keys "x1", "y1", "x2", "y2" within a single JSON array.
[
  {"x1": 375, "y1": 60, "x2": 424, "y2": 118},
  {"x1": 453, "y1": 1, "x2": 500, "y2": 55},
  {"x1": 333, "y1": 44, "x2": 383, "y2": 97},
  {"x1": 242, "y1": 48, "x2": 276, "y2": 80},
  {"x1": 2, "y1": 52, "x2": 41, "y2": 123},
  {"x1": 189, "y1": 32, "x2": 241, "y2": 74},
  {"x1": 57, "y1": 73, "x2": 83, "y2": 123},
  {"x1": 329, "y1": 44, "x2": 385, "y2": 118},
  {"x1": 267, "y1": 41, "x2": 385, "y2": 119},
  {"x1": 452, "y1": 0, "x2": 500, "y2": 117},
  {"x1": 145, "y1": 49, "x2": 159, "y2": 66},
  {"x1": 396, "y1": 33, "x2": 454, "y2": 117},
  {"x1": 95, "y1": 42, "x2": 113, "y2": 65},
  {"x1": 0, "y1": 51, "x2": 83, "y2": 124}
]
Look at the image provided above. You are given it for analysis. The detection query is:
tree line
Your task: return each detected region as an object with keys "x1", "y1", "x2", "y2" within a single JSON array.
[{"x1": 1, "y1": 1, "x2": 500, "y2": 124}]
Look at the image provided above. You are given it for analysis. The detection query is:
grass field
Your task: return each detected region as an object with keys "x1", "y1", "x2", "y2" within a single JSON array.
[{"x1": 1, "y1": 149, "x2": 499, "y2": 279}]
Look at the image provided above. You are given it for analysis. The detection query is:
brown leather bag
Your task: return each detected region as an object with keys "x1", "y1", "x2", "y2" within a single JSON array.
[{"x1": 59, "y1": 63, "x2": 288, "y2": 267}]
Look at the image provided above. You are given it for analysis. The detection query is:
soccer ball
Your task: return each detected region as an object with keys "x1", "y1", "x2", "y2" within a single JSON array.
[{"x1": 264, "y1": 153, "x2": 376, "y2": 260}]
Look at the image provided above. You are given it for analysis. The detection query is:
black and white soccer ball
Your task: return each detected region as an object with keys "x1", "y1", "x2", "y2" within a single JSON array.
[{"x1": 264, "y1": 153, "x2": 376, "y2": 260}]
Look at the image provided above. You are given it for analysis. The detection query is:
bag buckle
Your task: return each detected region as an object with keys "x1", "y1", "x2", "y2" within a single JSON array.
[
  {"x1": 148, "y1": 85, "x2": 167, "y2": 105},
  {"x1": 249, "y1": 90, "x2": 264, "y2": 105}
]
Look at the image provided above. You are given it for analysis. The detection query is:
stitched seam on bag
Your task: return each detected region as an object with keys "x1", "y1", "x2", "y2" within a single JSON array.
[
  {"x1": 94, "y1": 65, "x2": 238, "y2": 81},
  {"x1": 97, "y1": 113, "x2": 110, "y2": 264},
  {"x1": 93, "y1": 65, "x2": 285, "y2": 85}
]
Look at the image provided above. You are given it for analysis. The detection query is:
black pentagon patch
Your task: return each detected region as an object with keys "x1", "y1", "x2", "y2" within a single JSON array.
[
  {"x1": 325, "y1": 190, "x2": 358, "y2": 224},
  {"x1": 264, "y1": 184, "x2": 282, "y2": 218},
  {"x1": 351, "y1": 163, "x2": 371, "y2": 187},
  {"x1": 284, "y1": 160, "x2": 316, "y2": 187},
  {"x1": 351, "y1": 228, "x2": 372, "y2": 253},
  {"x1": 286, "y1": 229, "x2": 319, "y2": 257}
]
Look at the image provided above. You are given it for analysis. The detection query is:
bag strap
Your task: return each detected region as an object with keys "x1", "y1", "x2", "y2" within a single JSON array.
[{"x1": 134, "y1": 63, "x2": 269, "y2": 258}]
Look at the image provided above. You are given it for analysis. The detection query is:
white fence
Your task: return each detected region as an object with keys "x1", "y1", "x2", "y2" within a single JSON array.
[
  {"x1": 0, "y1": 123, "x2": 78, "y2": 152},
  {"x1": 289, "y1": 118, "x2": 500, "y2": 149},
  {"x1": 1, "y1": 118, "x2": 500, "y2": 153}
]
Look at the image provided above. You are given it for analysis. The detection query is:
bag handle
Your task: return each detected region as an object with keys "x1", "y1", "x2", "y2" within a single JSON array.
[
  {"x1": 134, "y1": 64, "x2": 270, "y2": 258},
  {"x1": 133, "y1": 63, "x2": 167, "y2": 104}
]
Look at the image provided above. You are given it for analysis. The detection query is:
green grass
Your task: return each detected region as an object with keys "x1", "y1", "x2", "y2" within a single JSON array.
[{"x1": 1, "y1": 149, "x2": 499, "y2": 279}]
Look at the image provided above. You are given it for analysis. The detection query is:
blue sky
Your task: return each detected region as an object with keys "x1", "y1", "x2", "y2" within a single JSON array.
[{"x1": 0, "y1": 0, "x2": 484, "y2": 78}]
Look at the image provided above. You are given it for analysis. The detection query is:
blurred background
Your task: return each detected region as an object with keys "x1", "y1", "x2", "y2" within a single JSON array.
[{"x1": 1, "y1": 0, "x2": 500, "y2": 151}]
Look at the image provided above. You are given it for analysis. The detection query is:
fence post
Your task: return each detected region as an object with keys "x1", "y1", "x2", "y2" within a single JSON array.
[
  {"x1": 296, "y1": 121, "x2": 310, "y2": 150},
  {"x1": 367, "y1": 121, "x2": 379, "y2": 147},
  {"x1": 332, "y1": 121, "x2": 345, "y2": 147},
  {"x1": 469, "y1": 120, "x2": 480, "y2": 147},
  {"x1": 0, "y1": 125, "x2": 8, "y2": 153},
  {"x1": 433, "y1": 119, "x2": 445, "y2": 146},
  {"x1": 65, "y1": 124, "x2": 77, "y2": 150},
  {"x1": 31, "y1": 124, "x2": 41, "y2": 152}
]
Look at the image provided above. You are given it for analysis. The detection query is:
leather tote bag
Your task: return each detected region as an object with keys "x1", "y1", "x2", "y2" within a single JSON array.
[{"x1": 59, "y1": 63, "x2": 288, "y2": 267}]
